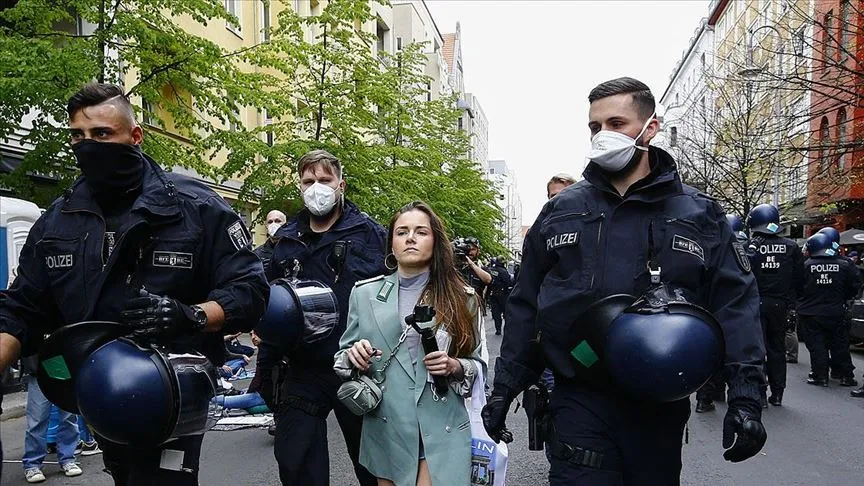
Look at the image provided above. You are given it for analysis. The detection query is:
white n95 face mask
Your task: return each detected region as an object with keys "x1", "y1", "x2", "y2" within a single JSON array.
[
  {"x1": 586, "y1": 114, "x2": 655, "y2": 172},
  {"x1": 303, "y1": 182, "x2": 339, "y2": 216},
  {"x1": 266, "y1": 222, "x2": 282, "y2": 237}
]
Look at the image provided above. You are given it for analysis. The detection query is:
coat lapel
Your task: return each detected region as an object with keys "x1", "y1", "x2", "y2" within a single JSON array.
[{"x1": 369, "y1": 274, "x2": 413, "y2": 377}]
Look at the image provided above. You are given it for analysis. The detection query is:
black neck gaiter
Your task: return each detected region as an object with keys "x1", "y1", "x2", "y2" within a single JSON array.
[{"x1": 73, "y1": 140, "x2": 145, "y2": 201}]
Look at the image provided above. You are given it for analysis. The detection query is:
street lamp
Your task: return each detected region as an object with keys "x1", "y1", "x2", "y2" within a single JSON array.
[{"x1": 737, "y1": 24, "x2": 800, "y2": 208}]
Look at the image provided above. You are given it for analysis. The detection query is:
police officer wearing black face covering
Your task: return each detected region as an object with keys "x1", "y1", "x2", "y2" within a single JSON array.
[
  {"x1": 799, "y1": 232, "x2": 861, "y2": 388},
  {"x1": 486, "y1": 257, "x2": 512, "y2": 335},
  {"x1": 744, "y1": 204, "x2": 805, "y2": 406},
  {"x1": 481, "y1": 78, "x2": 767, "y2": 485},
  {"x1": 0, "y1": 83, "x2": 269, "y2": 485}
]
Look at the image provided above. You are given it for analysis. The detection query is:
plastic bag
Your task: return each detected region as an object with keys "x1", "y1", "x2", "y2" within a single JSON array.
[{"x1": 465, "y1": 369, "x2": 508, "y2": 486}]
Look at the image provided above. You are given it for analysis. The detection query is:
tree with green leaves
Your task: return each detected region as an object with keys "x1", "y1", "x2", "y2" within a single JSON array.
[
  {"x1": 0, "y1": 0, "x2": 270, "y2": 207},
  {"x1": 221, "y1": 0, "x2": 505, "y2": 255}
]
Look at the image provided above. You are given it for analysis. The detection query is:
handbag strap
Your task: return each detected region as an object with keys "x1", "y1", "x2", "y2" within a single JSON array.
[{"x1": 372, "y1": 324, "x2": 412, "y2": 384}]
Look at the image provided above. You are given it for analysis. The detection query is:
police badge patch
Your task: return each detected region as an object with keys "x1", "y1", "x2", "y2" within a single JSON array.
[
  {"x1": 732, "y1": 241, "x2": 752, "y2": 273},
  {"x1": 672, "y1": 235, "x2": 704, "y2": 262},
  {"x1": 152, "y1": 251, "x2": 193, "y2": 269},
  {"x1": 226, "y1": 221, "x2": 252, "y2": 251}
]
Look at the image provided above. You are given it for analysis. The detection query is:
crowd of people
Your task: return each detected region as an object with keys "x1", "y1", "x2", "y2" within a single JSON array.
[{"x1": 0, "y1": 75, "x2": 858, "y2": 486}]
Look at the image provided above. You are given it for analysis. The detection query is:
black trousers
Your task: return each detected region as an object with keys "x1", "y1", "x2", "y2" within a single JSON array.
[
  {"x1": 490, "y1": 294, "x2": 506, "y2": 333},
  {"x1": 761, "y1": 298, "x2": 788, "y2": 391},
  {"x1": 695, "y1": 372, "x2": 725, "y2": 402},
  {"x1": 274, "y1": 368, "x2": 375, "y2": 486},
  {"x1": 98, "y1": 434, "x2": 204, "y2": 486},
  {"x1": 802, "y1": 315, "x2": 854, "y2": 380},
  {"x1": 548, "y1": 382, "x2": 690, "y2": 485}
]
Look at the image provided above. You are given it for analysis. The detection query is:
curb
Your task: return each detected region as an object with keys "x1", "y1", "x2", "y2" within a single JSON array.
[{"x1": 1, "y1": 403, "x2": 25, "y2": 421}]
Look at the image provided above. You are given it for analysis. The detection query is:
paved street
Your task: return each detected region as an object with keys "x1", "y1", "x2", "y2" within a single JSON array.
[{"x1": 3, "y1": 316, "x2": 864, "y2": 485}]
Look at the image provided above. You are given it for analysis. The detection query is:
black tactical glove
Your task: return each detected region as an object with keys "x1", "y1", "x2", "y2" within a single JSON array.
[
  {"x1": 481, "y1": 388, "x2": 515, "y2": 444},
  {"x1": 722, "y1": 398, "x2": 767, "y2": 462},
  {"x1": 121, "y1": 289, "x2": 206, "y2": 339}
]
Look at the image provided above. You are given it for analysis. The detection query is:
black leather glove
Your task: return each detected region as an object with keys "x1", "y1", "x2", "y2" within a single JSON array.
[
  {"x1": 121, "y1": 289, "x2": 206, "y2": 339},
  {"x1": 481, "y1": 388, "x2": 515, "y2": 444},
  {"x1": 722, "y1": 398, "x2": 767, "y2": 462}
]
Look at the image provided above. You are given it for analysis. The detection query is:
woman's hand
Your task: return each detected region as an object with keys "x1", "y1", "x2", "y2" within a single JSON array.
[
  {"x1": 424, "y1": 351, "x2": 462, "y2": 377},
  {"x1": 347, "y1": 339, "x2": 382, "y2": 371}
]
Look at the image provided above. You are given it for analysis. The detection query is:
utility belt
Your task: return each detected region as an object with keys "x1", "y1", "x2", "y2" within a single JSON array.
[{"x1": 547, "y1": 422, "x2": 616, "y2": 471}]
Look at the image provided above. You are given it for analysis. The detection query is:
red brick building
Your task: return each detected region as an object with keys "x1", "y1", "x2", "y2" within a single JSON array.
[{"x1": 805, "y1": 0, "x2": 864, "y2": 233}]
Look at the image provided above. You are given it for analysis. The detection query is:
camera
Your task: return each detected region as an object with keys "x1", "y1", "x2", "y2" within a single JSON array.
[{"x1": 452, "y1": 238, "x2": 472, "y2": 264}]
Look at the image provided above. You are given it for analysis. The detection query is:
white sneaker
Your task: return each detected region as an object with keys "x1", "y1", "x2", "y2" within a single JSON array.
[
  {"x1": 24, "y1": 467, "x2": 46, "y2": 483},
  {"x1": 62, "y1": 462, "x2": 83, "y2": 477}
]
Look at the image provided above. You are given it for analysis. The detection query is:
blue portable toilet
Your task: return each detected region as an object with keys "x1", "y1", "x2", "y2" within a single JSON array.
[{"x1": 0, "y1": 196, "x2": 42, "y2": 289}]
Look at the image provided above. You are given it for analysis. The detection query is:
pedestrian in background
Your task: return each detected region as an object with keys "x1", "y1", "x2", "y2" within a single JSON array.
[
  {"x1": 546, "y1": 173, "x2": 576, "y2": 199},
  {"x1": 335, "y1": 201, "x2": 483, "y2": 486}
]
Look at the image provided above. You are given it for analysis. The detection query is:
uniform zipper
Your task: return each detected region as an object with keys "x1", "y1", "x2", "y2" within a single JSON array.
[
  {"x1": 590, "y1": 213, "x2": 606, "y2": 289},
  {"x1": 546, "y1": 210, "x2": 592, "y2": 224}
]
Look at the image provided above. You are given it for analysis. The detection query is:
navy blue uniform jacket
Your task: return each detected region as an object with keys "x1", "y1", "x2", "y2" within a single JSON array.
[
  {"x1": 265, "y1": 201, "x2": 387, "y2": 367},
  {"x1": 0, "y1": 157, "x2": 269, "y2": 365},
  {"x1": 496, "y1": 147, "x2": 766, "y2": 403},
  {"x1": 798, "y1": 255, "x2": 861, "y2": 317}
]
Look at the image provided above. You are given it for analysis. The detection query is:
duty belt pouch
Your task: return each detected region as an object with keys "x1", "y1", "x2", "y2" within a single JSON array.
[{"x1": 337, "y1": 373, "x2": 383, "y2": 416}]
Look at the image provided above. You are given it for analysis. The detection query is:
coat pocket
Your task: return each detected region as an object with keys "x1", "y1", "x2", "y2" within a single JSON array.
[{"x1": 36, "y1": 234, "x2": 88, "y2": 322}]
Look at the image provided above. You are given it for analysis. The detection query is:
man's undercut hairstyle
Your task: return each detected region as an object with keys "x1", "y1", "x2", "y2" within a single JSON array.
[
  {"x1": 297, "y1": 149, "x2": 342, "y2": 179},
  {"x1": 588, "y1": 77, "x2": 656, "y2": 120},
  {"x1": 67, "y1": 83, "x2": 136, "y2": 125}
]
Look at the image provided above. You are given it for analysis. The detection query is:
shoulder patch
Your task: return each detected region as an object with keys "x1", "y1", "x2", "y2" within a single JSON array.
[
  {"x1": 226, "y1": 220, "x2": 252, "y2": 251},
  {"x1": 464, "y1": 285, "x2": 475, "y2": 295},
  {"x1": 732, "y1": 241, "x2": 752, "y2": 273},
  {"x1": 354, "y1": 274, "x2": 385, "y2": 287},
  {"x1": 376, "y1": 280, "x2": 395, "y2": 302}
]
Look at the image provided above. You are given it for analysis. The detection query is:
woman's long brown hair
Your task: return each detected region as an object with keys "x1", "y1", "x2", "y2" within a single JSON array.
[{"x1": 387, "y1": 201, "x2": 476, "y2": 357}]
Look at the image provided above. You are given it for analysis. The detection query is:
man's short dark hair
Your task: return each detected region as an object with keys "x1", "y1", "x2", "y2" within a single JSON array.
[
  {"x1": 67, "y1": 83, "x2": 136, "y2": 124},
  {"x1": 297, "y1": 149, "x2": 342, "y2": 179},
  {"x1": 588, "y1": 77, "x2": 655, "y2": 119}
]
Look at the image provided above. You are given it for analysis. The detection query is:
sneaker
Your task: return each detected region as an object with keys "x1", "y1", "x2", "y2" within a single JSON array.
[
  {"x1": 24, "y1": 468, "x2": 46, "y2": 483},
  {"x1": 78, "y1": 440, "x2": 102, "y2": 456},
  {"x1": 62, "y1": 462, "x2": 83, "y2": 477},
  {"x1": 695, "y1": 400, "x2": 715, "y2": 413}
]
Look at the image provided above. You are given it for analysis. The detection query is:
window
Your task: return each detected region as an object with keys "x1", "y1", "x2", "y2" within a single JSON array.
[
  {"x1": 142, "y1": 99, "x2": 157, "y2": 127},
  {"x1": 264, "y1": 110, "x2": 273, "y2": 146},
  {"x1": 457, "y1": 116, "x2": 463, "y2": 131},
  {"x1": 837, "y1": 108, "x2": 847, "y2": 170},
  {"x1": 396, "y1": 37, "x2": 403, "y2": 51},
  {"x1": 670, "y1": 127, "x2": 678, "y2": 147},
  {"x1": 841, "y1": 0, "x2": 852, "y2": 59},
  {"x1": 426, "y1": 82, "x2": 432, "y2": 102},
  {"x1": 225, "y1": 0, "x2": 242, "y2": 36},
  {"x1": 231, "y1": 108, "x2": 242, "y2": 132},
  {"x1": 824, "y1": 11, "x2": 834, "y2": 66},
  {"x1": 260, "y1": 1, "x2": 270, "y2": 42},
  {"x1": 700, "y1": 52, "x2": 706, "y2": 70},
  {"x1": 819, "y1": 117, "x2": 830, "y2": 173}
]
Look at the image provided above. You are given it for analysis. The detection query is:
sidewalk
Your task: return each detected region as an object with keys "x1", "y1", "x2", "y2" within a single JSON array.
[{"x1": 1, "y1": 390, "x2": 27, "y2": 422}]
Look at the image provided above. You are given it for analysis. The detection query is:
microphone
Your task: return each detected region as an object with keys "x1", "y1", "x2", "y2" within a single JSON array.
[{"x1": 405, "y1": 305, "x2": 448, "y2": 396}]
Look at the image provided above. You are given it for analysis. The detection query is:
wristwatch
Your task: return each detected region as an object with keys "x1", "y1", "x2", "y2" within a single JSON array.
[{"x1": 190, "y1": 305, "x2": 208, "y2": 330}]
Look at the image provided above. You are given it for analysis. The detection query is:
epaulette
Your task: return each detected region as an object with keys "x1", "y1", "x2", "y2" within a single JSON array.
[
  {"x1": 355, "y1": 275, "x2": 386, "y2": 287},
  {"x1": 464, "y1": 285, "x2": 475, "y2": 295}
]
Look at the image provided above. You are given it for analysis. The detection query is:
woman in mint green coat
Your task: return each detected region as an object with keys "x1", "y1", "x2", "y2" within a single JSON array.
[{"x1": 335, "y1": 201, "x2": 484, "y2": 486}]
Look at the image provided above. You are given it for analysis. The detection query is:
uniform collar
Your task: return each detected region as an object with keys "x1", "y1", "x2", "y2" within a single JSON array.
[
  {"x1": 62, "y1": 154, "x2": 181, "y2": 221},
  {"x1": 583, "y1": 146, "x2": 683, "y2": 203}
]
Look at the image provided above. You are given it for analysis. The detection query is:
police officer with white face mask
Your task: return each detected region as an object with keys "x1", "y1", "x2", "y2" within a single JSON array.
[
  {"x1": 253, "y1": 210, "x2": 286, "y2": 274},
  {"x1": 257, "y1": 150, "x2": 386, "y2": 486},
  {"x1": 482, "y1": 78, "x2": 767, "y2": 485}
]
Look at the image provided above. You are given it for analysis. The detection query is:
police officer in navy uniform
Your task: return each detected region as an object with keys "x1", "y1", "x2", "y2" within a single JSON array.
[
  {"x1": 486, "y1": 256, "x2": 512, "y2": 335},
  {"x1": 258, "y1": 150, "x2": 385, "y2": 486},
  {"x1": 694, "y1": 213, "x2": 749, "y2": 413},
  {"x1": 0, "y1": 83, "x2": 268, "y2": 485},
  {"x1": 799, "y1": 232, "x2": 861, "y2": 388},
  {"x1": 745, "y1": 204, "x2": 805, "y2": 406},
  {"x1": 481, "y1": 78, "x2": 767, "y2": 484}
]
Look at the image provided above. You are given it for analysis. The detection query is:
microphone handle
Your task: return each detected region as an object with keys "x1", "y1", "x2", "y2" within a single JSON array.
[{"x1": 420, "y1": 330, "x2": 449, "y2": 395}]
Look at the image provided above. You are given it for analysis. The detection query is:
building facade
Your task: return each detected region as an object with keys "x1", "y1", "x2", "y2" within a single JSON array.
[
  {"x1": 804, "y1": 0, "x2": 864, "y2": 232},
  {"x1": 488, "y1": 160, "x2": 523, "y2": 259}
]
